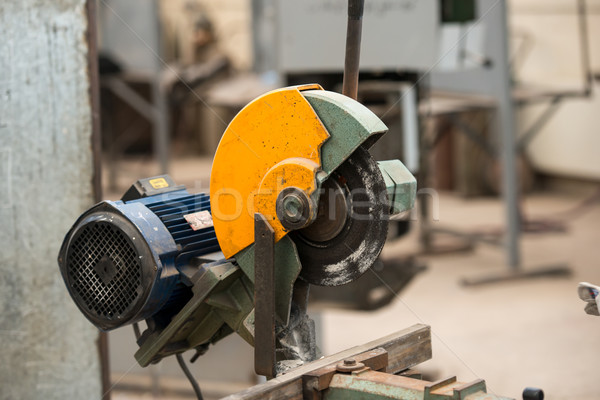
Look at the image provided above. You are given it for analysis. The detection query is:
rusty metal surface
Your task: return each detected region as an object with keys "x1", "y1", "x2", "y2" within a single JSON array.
[
  {"x1": 324, "y1": 370, "x2": 513, "y2": 400},
  {"x1": 254, "y1": 213, "x2": 276, "y2": 378},
  {"x1": 303, "y1": 348, "x2": 388, "y2": 399},
  {"x1": 335, "y1": 358, "x2": 366, "y2": 373},
  {"x1": 221, "y1": 324, "x2": 431, "y2": 400}
]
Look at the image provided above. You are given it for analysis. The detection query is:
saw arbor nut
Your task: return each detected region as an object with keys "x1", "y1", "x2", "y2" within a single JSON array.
[{"x1": 276, "y1": 187, "x2": 317, "y2": 231}]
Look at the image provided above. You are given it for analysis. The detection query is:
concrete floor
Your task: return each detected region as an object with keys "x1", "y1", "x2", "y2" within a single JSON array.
[
  {"x1": 321, "y1": 189, "x2": 600, "y2": 400},
  {"x1": 106, "y1": 157, "x2": 600, "y2": 400}
]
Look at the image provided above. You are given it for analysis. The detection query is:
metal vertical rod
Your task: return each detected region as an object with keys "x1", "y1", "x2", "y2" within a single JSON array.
[
  {"x1": 254, "y1": 213, "x2": 276, "y2": 378},
  {"x1": 401, "y1": 85, "x2": 420, "y2": 172},
  {"x1": 342, "y1": 0, "x2": 365, "y2": 100},
  {"x1": 497, "y1": 0, "x2": 520, "y2": 269},
  {"x1": 577, "y1": 0, "x2": 592, "y2": 96},
  {"x1": 87, "y1": 0, "x2": 102, "y2": 204},
  {"x1": 152, "y1": 81, "x2": 169, "y2": 174},
  {"x1": 85, "y1": 1, "x2": 111, "y2": 398},
  {"x1": 153, "y1": 0, "x2": 169, "y2": 174},
  {"x1": 516, "y1": 98, "x2": 562, "y2": 152}
]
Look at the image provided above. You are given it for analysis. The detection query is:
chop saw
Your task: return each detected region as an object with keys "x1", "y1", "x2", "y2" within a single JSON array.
[
  {"x1": 56, "y1": 0, "x2": 529, "y2": 397},
  {"x1": 58, "y1": 82, "x2": 417, "y2": 374}
]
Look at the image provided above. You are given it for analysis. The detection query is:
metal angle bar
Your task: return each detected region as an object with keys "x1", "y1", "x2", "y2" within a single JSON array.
[
  {"x1": 461, "y1": 263, "x2": 571, "y2": 286},
  {"x1": 222, "y1": 324, "x2": 431, "y2": 400},
  {"x1": 516, "y1": 97, "x2": 562, "y2": 152},
  {"x1": 497, "y1": 0, "x2": 521, "y2": 269},
  {"x1": 151, "y1": 79, "x2": 170, "y2": 173},
  {"x1": 103, "y1": 77, "x2": 158, "y2": 120},
  {"x1": 401, "y1": 85, "x2": 420, "y2": 172},
  {"x1": 254, "y1": 213, "x2": 276, "y2": 378},
  {"x1": 578, "y1": 0, "x2": 593, "y2": 97},
  {"x1": 448, "y1": 113, "x2": 496, "y2": 157},
  {"x1": 429, "y1": 226, "x2": 502, "y2": 247}
]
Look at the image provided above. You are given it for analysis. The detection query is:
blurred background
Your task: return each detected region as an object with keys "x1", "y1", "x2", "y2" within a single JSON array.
[{"x1": 1, "y1": 0, "x2": 600, "y2": 399}]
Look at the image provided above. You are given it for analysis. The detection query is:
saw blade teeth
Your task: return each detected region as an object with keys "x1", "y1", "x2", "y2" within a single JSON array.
[{"x1": 293, "y1": 147, "x2": 389, "y2": 286}]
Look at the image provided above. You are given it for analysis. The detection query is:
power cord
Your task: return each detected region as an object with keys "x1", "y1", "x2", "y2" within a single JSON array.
[
  {"x1": 132, "y1": 323, "x2": 204, "y2": 400},
  {"x1": 176, "y1": 353, "x2": 204, "y2": 400}
]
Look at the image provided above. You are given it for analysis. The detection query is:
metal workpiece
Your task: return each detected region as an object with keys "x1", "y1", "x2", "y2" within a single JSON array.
[
  {"x1": 276, "y1": 187, "x2": 318, "y2": 231},
  {"x1": 378, "y1": 160, "x2": 417, "y2": 216},
  {"x1": 314, "y1": 348, "x2": 511, "y2": 400},
  {"x1": 225, "y1": 323, "x2": 513, "y2": 400},
  {"x1": 323, "y1": 371, "x2": 512, "y2": 400},
  {"x1": 224, "y1": 324, "x2": 432, "y2": 400}
]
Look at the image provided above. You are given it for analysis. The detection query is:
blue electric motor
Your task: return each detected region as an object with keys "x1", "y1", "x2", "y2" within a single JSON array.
[{"x1": 58, "y1": 176, "x2": 220, "y2": 331}]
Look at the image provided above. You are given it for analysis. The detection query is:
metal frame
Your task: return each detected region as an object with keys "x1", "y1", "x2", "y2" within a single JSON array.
[
  {"x1": 461, "y1": 0, "x2": 590, "y2": 284},
  {"x1": 358, "y1": 81, "x2": 420, "y2": 173},
  {"x1": 99, "y1": 0, "x2": 170, "y2": 177},
  {"x1": 422, "y1": 0, "x2": 592, "y2": 285},
  {"x1": 101, "y1": 74, "x2": 170, "y2": 174}
]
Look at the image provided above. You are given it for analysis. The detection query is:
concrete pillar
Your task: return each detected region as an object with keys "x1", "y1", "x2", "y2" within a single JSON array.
[{"x1": 0, "y1": 1, "x2": 102, "y2": 399}]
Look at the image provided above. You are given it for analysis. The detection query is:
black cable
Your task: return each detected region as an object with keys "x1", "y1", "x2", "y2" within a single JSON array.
[
  {"x1": 132, "y1": 322, "x2": 141, "y2": 340},
  {"x1": 132, "y1": 323, "x2": 203, "y2": 399},
  {"x1": 176, "y1": 353, "x2": 204, "y2": 400}
]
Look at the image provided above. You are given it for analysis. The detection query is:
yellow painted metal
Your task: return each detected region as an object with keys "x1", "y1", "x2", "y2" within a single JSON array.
[
  {"x1": 255, "y1": 157, "x2": 320, "y2": 241},
  {"x1": 210, "y1": 85, "x2": 330, "y2": 258}
]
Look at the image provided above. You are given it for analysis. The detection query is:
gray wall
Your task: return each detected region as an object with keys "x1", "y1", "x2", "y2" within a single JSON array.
[{"x1": 0, "y1": 1, "x2": 102, "y2": 399}]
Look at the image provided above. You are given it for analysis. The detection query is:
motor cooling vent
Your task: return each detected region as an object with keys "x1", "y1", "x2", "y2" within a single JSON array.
[
  {"x1": 66, "y1": 221, "x2": 143, "y2": 321},
  {"x1": 59, "y1": 185, "x2": 220, "y2": 331}
]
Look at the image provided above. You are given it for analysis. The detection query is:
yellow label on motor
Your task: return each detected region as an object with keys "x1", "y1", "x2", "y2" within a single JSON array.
[{"x1": 149, "y1": 178, "x2": 169, "y2": 189}]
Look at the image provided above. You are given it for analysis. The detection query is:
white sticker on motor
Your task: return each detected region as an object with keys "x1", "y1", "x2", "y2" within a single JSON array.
[{"x1": 184, "y1": 210, "x2": 214, "y2": 231}]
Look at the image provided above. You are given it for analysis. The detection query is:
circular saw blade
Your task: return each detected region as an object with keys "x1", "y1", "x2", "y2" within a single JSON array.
[{"x1": 292, "y1": 147, "x2": 389, "y2": 286}]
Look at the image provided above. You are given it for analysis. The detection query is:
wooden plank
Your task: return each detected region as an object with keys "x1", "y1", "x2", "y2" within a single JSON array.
[{"x1": 222, "y1": 324, "x2": 431, "y2": 400}]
